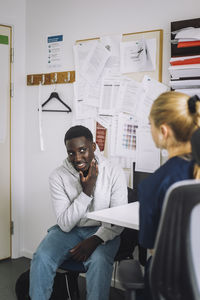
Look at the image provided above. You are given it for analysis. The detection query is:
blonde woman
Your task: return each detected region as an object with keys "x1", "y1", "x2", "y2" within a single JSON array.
[{"x1": 138, "y1": 92, "x2": 200, "y2": 300}]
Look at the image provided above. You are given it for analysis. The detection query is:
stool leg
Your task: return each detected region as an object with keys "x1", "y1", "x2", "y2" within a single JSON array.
[
  {"x1": 64, "y1": 273, "x2": 80, "y2": 300},
  {"x1": 65, "y1": 274, "x2": 72, "y2": 300}
]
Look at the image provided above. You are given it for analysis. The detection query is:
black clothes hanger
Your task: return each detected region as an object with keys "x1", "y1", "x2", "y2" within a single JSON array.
[{"x1": 41, "y1": 92, "x2": 72, "y2": 112}]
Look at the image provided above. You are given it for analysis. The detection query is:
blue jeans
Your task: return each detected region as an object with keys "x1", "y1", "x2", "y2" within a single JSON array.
[{"x1": 29, "y1": 225, "x2": 120, "y2": 300}]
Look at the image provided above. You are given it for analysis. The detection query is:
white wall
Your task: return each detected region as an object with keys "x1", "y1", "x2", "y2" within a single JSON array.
[
  {"x1": 0, "y1": 0, "x2": 26, "y2": 258},
  {"x1": 21, "y1": 0, "x2": 200, "y2": 257}
]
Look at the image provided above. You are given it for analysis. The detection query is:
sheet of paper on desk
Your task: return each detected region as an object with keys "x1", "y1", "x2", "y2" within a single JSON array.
[{"x1": 135, "y1": 128, "x2": 160, "y2": 172}]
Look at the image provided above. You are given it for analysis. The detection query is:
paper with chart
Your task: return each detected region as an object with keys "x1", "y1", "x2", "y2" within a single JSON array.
[
  {"x1": 115, "y1": 113, "x2": 138, "y2": 158},
  {"x1": 109, "y1": 115, "x2": 135, "y2": 174},
  {"x1": 135, "y1": 128, "x2": 160, "y2": 172}
]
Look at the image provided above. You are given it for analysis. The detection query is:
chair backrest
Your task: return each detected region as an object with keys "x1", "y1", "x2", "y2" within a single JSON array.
[
  {"x1": 132, "y1": 162, "x2": 151, "y2": 191},
  {"x1": 149, "y1": 180, "x2": 200, "y2": 300}
]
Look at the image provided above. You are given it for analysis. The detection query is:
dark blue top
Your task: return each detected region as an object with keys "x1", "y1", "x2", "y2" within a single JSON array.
[{"x1": 138, "y1": 156, "x2": 194, "y2": 249}]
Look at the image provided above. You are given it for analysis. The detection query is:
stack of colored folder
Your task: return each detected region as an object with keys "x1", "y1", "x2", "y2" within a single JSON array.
[{"x1": 169, "y1": 18, "x2": 200, "y2": 96}]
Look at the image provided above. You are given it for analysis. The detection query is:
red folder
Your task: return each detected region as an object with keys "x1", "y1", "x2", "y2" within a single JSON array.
[
  {"x1": 178, "y1": 41, "x2": 200, "y2": 48},
  {"x1": 170, "y1": 57, "x2": 200, "y2": 65}
]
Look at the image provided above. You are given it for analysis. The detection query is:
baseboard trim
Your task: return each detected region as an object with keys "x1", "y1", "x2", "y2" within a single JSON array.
[{"x1": 20, "y1": 250, "x2": 33, "y2": 259}]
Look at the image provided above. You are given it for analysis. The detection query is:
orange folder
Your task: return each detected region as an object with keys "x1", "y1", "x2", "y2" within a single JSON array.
[{"x1": 177, "y1": 40, "x2": 200, "y2": 48}]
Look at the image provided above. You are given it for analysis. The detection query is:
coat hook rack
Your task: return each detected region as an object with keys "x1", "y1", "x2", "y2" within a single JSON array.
[{"x1": 27, "y1": 71, "x2": 75, "y2": 86}]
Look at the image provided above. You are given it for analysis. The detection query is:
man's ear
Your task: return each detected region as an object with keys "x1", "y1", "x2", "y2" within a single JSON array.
[{"x1": 92, "y1": 142, "x2": 96, "y2": 152}]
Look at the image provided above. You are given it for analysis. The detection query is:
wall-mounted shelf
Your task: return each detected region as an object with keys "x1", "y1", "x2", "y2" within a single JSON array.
[{"x1": 27, "y1": 70, "x2": 75, "y2": 86}]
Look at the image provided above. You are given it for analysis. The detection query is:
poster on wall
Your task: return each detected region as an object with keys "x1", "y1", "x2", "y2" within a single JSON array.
[{"x1": 46, "y1": 34, "x2": 64, "y2": 69}]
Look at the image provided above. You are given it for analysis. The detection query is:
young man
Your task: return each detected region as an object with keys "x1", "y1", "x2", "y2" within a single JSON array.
[{"x1": 30, "y1": 125, "x2": 127, "y2": 300}]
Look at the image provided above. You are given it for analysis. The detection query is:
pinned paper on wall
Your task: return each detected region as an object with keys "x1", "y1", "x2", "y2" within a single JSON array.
[
  {"x1": 137, "y1": 75, "x2": 169, "y2": 125},
  {"x1": 115, "y1": 113, "x2": 138, "y2": 158},
  {"x1": 99, "y1": 78, "x2": 120, "y2": 115},
  {"x1": 47, "y1": 34, "x2": 64, "y2": 69},
  {"x1": 135, "y1": 128, "x2": 160, "y2": 172},
  {"x1": 81, "y1": 40, "x2": 111, "y2": 83},
  {"x1": 117, "y1": 77, "x2": 145, "y2": 117},
  {"x1": 73, "y1": 40, "x2": 97, "y2": 81},
  {"x1": 120, "y1": 38, "x2": 156, "y2": 73},
  {"x1": 73, "y1": 82, "x2": 97, "y2": 120},
  {"x1": 73, "y1": 29, "x2": 164, "y2": 181},
  {"x1": 100, "y1": 34, "x2": 122, "y2": 70}
]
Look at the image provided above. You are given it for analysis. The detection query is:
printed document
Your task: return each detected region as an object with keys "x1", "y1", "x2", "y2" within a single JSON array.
[
  {"x1": 135, "y1": 128, "x2": 160, "y2": 172},
  {"x1": 73, "y1": 40, "x2": 97, "y2": 80},
  {"x1": 99, "y1": 78, "x2": 120, "y2": 115},
  {"x1": 118, "y1": 77, "x2": 145, "y2": 116},
  {"x1": 81, "y1": 41, "x2": 110, "y2": 83},
  {"x1": 137, "y1": 75, "x2": 168, "y2": 125},
  {"x1": 115, "y1": 113, "x2": 137, "y2": 159},
  {"x1": 120, "y1": 38, "x2": 156, "y2": 73},
  {"x1": 73, "y1": 82, "x2": 97, "y2": 119}
]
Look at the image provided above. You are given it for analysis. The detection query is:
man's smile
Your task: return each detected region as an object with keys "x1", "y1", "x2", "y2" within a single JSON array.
[{"x1": 74, "y1": 161, "x2": 88, "y2": 170}]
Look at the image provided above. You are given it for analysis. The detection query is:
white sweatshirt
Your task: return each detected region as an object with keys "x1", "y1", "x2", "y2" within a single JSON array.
[{"x1": 49, "y1": 150, "x2": 128, "y2": 242}]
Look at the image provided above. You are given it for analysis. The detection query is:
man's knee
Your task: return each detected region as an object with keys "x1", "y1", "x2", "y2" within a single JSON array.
[
  {"x1": 89, "y1": 248, "x2": 114, "y2": 268},
  {"x1": 32, "y1": 248, "x2": 53, "y2": 267}
]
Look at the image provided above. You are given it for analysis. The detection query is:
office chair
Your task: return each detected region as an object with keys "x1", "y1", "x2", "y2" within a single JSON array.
[
  {"x1": 57, "y1": 187, "x2": 146, "y2": 300},
  {"x1": 150, "y1": 179, "x2": 200, "y2": 300},
  {"x1": 118, "y1": 179, "x2": 200, "y2": 300}
]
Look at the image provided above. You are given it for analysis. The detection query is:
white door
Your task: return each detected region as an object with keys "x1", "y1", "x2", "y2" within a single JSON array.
[{"x1": 0, "y1": 25, "x2": 11, "y2": 260}]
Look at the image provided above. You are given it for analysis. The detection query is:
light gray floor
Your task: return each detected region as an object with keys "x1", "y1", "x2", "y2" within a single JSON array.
[{"x1": 0, "y1": 257, "x2": 125, "y2": 300}]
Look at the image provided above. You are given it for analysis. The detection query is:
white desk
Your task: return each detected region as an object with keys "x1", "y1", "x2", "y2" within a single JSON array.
[{"x1": 87, "y1": 202, "x2": 139, "y2": 230}]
